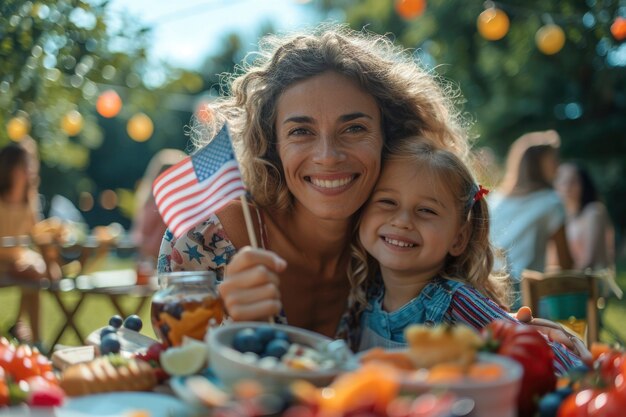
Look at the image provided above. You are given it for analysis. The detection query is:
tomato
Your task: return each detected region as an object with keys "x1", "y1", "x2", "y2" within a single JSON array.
[
  {"x1": 597, "y1": 352, "x2": 625, "y2": 388},
  {"x1": 586, "y1": 390, "x2": 626, "y2": 417},
  {"x1": 483, "y1": 320, "x2": 557, "y2": 417},
  {"x1": 558, "y1": 389, "x2": 598, "y2": 417},
  {"x1": 0, "y1": 339, "x2": 15, "y2": 371},
  {"x1": 0, "y1": 380, "x2": 8, "y2": 407}
]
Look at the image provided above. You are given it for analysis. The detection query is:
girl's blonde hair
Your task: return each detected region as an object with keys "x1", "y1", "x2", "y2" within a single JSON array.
[
  {"x1": 347, "y1": 138, "x2": 510, "y2": 316},
  {"x1": 189, "y1": 24, "x2": 469, "y2": 210}
]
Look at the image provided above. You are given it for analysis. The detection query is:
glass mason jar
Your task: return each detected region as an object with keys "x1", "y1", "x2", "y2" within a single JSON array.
[{"x1": 151, "y1": 271, "x2": 224, "y2": 347}]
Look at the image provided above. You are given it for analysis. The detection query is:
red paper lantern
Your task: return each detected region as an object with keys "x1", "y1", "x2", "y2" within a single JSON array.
[
  {"x1": 536, "y1": 24, "x2": 565, "y2": 55},
  {"x1": 611, "y1": 17, "x2": 626, "y2": 41},
  {"x1": 477, "y1": 8, "x2": 510, "y2": 41},
  {"x1": 395, "y1": 0, "x2": 426, "y2": 20},
  {"x1": 96, "y1": 90, "x2": 122, "y2": 118}
]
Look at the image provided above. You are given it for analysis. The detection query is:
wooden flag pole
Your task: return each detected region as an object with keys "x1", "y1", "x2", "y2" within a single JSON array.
[
  {"x1": 239, "y1": 195, "x2": 275, "y2": 324},
  {"x1": 240, "y1": 195, "x2": 258, "y2": 248}
]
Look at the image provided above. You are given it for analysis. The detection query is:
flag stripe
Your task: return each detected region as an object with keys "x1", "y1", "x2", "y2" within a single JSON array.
[
  {"x1": 154, "y1": 167, "x2": 197, "y2": 206},
  {"x1": 153, "y1": 161, "x2": 194, "y2": 197},
  {"x1": 159, "y1": 164, "x2": 240, "y2": 218},
  {"x1": 171, "y1": 186, "x2": 246, "y2": 237},
  {"x1": 162, "y1": 171, "x2": 244, "y2": 224},
  {"x1": 167, "y1": 180, "x2": 245, "y2": 230}
]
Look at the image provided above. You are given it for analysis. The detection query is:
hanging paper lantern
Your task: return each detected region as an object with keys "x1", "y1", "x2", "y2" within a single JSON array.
[
  {"x1": 611, "y1": 17, "x2": 626, "y2": 41},
  {"x1": 395, "y1": 0, "x2": 426, "y2": 20},
  {"x1": 7, "y1": 116, "x2": 30, "y2": 141},
  {"x1": 96, "y1": 90, "x2": 122, "y2": 118},
  {"x1": 477, "y1": 8, "x2": 510, "y2": 41},
  {"x1": 127, "y1": 113, "x2": 154, "y2": 142},
  {"x1": 61, "y1": 110, "x2": 84, "y2": 136},
  {"x1": 194, "y1": 101, "x2": 213, "y2": 124},
  {"x1": 536, "y1": 24, "x2": 566, "y2": 55}
]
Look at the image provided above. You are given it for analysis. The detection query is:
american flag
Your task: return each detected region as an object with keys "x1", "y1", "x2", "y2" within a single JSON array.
[{"x1": 152, "y1": 125, "x2": 246, "y2": 238}]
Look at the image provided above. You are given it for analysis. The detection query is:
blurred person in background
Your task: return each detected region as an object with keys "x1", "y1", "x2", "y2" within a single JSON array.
[
  {"x1": 551, "y1": 162, "x2": 621, "y2": 299},
  {"x1": 0, "y1": 143, "x2": 46, "y2": 344},
  {"x1": 553, "y1": 162, "x2": 615, "y2": 271},
  {"x1": 489, "y1": 130, "x2": 573, "y2": 309},
  {"x1": 131, "y1": 149, "x2": 185, "y2": 282}
]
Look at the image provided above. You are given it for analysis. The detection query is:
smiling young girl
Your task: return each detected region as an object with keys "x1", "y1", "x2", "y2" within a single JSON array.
[{"x1": 341, "y1": 138, "x2": 582, "y2": 374}]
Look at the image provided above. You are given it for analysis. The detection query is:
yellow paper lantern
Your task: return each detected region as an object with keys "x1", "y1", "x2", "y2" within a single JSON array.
[
  {"x1": 127, "y1": 113, "x2": 154, "y2": 142},
  {"x1": 96, "y1": 90, "x2": 122, "y2": 118},
  {"x1": 7, "y1": 116, "x2": 30, "y2": 141},
  {"x1": 395, "y1": 0, "x2": 426, "y2": 20},
  {"x1": 61, "y1": 110, "x2": 84, "y2": 136},
  {"x1": 477, "y1": 8, "x2": 510, "y2": 41},
  {"x1": 536, "y1": 24, "x2": 565, "y2": 55}
]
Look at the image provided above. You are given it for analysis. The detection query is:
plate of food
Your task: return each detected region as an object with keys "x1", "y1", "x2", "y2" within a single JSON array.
[
  {"x1": 59, "y1": 391, "x2": 194, "y2": 417},
  {"x1": 358, "y1": 324, "x2": 523, "y2": 417}
]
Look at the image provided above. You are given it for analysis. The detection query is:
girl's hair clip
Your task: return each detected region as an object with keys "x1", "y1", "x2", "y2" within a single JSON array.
[{"x1": 473, "y1": 184, "x2": 489, "y2": 202}]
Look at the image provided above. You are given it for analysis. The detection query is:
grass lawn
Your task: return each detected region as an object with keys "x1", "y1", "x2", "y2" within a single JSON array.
[{"x1": 1, "y1": 255, "x2": 625, "y2": 353}]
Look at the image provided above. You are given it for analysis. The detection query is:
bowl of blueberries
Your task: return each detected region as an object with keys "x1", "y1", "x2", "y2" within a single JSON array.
[{"x1": 206, "y1": 322, "x2": 357, "y2": 390}]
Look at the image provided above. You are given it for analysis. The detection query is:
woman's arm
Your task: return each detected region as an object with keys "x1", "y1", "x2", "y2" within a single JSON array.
[
  {"x1": 220, "y1": 247, "x2": 286, "y2": 321},
  {"x1": 157, "y1": 210, "x2": 286, "y2": 322},
  {"x1": 551, "y1": 225, "x2": 574, "y2": 270}
]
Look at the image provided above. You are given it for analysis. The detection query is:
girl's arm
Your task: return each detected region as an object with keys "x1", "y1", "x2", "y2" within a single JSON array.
[{"x1": 446, "y1": 286, "x2": 583, "y2": 375}]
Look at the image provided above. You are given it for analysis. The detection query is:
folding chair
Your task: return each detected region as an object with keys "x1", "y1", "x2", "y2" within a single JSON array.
[{"x1": 520, "y1": 269, "x2": 600, "y2": 346}]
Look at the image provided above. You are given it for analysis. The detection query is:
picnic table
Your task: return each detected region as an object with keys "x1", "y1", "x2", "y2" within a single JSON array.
[{"x1": 0, "y1": 234, "x2": 158, "y2": 348}]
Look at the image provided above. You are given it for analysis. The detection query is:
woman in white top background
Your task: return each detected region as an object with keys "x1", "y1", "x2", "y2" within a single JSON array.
[{"x1": 489, "y1": 130, "x2": 574, "y2": 309}]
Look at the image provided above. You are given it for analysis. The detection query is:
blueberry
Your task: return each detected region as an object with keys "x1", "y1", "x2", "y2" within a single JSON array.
[
  {"x1": 255, "y1": 326, "x2": 276, "y2": 345},
  {"x1": 537, "y1": 393, "x2": 563, "y2": 417},
  {"x1": 108, "y1": 315, "x2": 123, "y2": 329},
  {"x1": 274, "y1": 330, "x2": 290, "y2": 342},
  {"x1": 232, "y1": 328, "x2": 264, "y2": 354},
  {"x1": 100, "y1": 333, "x2": 121, "y2": 354},
  {"x1": 100, "y1": 325, "x2": 117, "y2": 338},
  {"x1": 123, "y1": 315, "x2": 143, "y2": 331},
  {"x1": 163, "y1": 303, "x2": 184, "y2": 320},
  {"x1": 264, "y1": 338, "x2": 290, "y2": 359}
]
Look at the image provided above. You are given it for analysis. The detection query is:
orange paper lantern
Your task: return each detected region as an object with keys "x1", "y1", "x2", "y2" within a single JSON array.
[
  {"x1": 61, "y1": 110, "x2": 83, "y2": 136},
  {"x1": 127, "y1": 113, "x2": 154, "y2": 142},
  {"x1": 611, "y1": 17, "x2": 626, "y2": 41},
  {"x1": 7, "y1": 116, "x2": 30, "y2": 141},
  {"x1": 477, "y1": 8, "x2": 510, "y2": 41},
  {"x1": 395, "y1": 0, "x2": 426, "y2": 20},
  {"x1": 536, "y1": 24, "x2": 565, "y2": 55},
  {"x1": 96, "y1": 90, "x2": 122, "y2": 118}
]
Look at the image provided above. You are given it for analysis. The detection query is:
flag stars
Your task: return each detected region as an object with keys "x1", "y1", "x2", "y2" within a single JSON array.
[{"x1": 184, "y1": 243, "x2": 205, "y2": 264}]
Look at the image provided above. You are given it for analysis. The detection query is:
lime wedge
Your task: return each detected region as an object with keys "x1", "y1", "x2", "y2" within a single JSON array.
[{"x1": 160, "y1": 343, "x2": 207, "y2": 376}]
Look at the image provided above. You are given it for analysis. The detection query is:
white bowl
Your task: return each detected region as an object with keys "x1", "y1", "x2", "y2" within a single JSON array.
[
  {"x1": 207, "y1": 322, "x2": 354, "y2": 391},
  {"x1": 399, "y1": 352, "x2": 522, "y2": 417}
]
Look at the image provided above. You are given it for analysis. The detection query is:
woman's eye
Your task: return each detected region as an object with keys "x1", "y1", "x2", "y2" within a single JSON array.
[
  {"x1": 345, "y1": 124, "x2": 366, "y2": 134},
  {"x1": 288, "y1": 127, "x2": 311, "y2": 136}
]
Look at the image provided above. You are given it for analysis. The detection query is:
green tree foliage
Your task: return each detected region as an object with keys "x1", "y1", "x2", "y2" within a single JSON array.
[
  {"x1": 319, "y1": 0, "x2": 626, "y2": 244},
  {"x1": 0, "y1": 0, "x2": 203, "y2": 226}
]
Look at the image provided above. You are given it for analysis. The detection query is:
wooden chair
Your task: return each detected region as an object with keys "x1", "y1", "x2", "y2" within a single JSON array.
[{"x1": 521, "y1": 269, "x2": 600, "y2": 346}]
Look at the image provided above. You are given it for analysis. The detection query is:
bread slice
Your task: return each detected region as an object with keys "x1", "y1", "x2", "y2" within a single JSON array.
[{"x1": 60, "y1": 355, "x2": 157, "y2": 396}]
